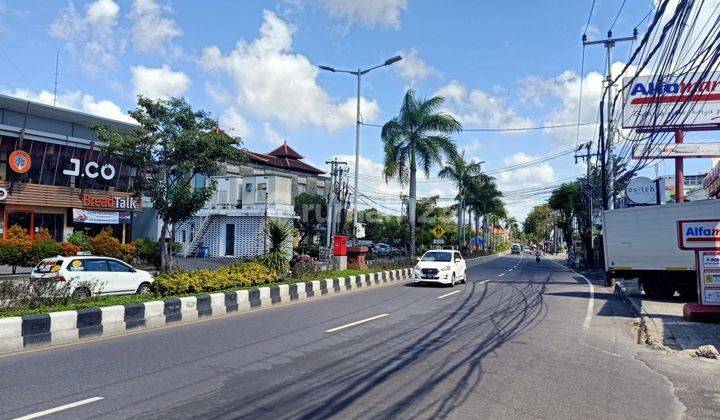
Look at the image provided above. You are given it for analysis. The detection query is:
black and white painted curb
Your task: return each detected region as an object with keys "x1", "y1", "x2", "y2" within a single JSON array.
[
  {"x1": 0, "y1": 254, "x2": 500, "y2": 354},
  {"x1": 0, "y1": 268, "x2": 413, "y2": 354}
]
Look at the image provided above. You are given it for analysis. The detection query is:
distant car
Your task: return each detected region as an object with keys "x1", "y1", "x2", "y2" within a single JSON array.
[
  {"x1": 524, "y1": 246, "x2": 532, "y2": 253},
  {"x1": 511, "y1": 244, "x2": 522, "y2": 254},
  {"x1": 413, "y1": 250, "x2": 467, "y2": 286},
  {"x1": 373, "y1": 243, "x2": 400, "y2": 255},
  {"x1": 31, "y1": 255, "x2": 154, "y2": 298}
]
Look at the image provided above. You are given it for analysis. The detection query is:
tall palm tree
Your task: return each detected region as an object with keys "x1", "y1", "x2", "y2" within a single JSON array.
[
  {"x1": 382, "y1": 89, "x2": 461, "y2": 258},
  {"x1": 438, "y1": 153, "x2": 483, "y2": 249},
  {"x1": 467, "y1": 176, "x2": 502, "y2": 251}
]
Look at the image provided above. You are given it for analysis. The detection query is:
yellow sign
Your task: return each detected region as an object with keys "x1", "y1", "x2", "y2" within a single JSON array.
[{"x1": 432, "y1": 225, "x2": 445, "y2": 238}]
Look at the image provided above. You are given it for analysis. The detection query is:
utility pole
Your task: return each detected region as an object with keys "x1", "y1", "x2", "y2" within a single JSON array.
[
  {"x1": 575, "y1": 141, "x2": 594, "y2": 265},
  {"x1": 325, "y1": 158, "x2": 347, "y2": 250},
  {"x1": 584, "y1": 29, "x2": 637, "y2": 210}
]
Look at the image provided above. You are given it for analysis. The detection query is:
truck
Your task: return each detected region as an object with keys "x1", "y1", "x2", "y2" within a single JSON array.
[{"x1": 602, "y1": 199, "x2": 720, "y2": 299}]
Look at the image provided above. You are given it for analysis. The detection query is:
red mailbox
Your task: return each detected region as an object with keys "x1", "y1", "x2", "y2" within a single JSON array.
[{"x1": 333, "y1": 235, "x2": 348, "y2": 256}]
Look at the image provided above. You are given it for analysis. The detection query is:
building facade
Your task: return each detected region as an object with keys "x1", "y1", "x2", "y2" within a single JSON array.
[
  {"x1": 175, "y1": 173, "x2": 296, "y2": 258},
  {"x1": 0, "y1": 94, "x2": 139, "y2": 242}
]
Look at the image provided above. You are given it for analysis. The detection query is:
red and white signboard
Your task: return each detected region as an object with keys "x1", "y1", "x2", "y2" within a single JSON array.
[
  {"x1": 622, "y1": 73, "x2": 720, "y2": 129},
  {"x1": 632, "y1": 142, "x2": 720, "y2": 159},
  {"x1": 677, "y1": 219, "x2": 720, "y2": 250},
  {"x1": 698, "y1": 251, "x2": 720, "y2": 305}
]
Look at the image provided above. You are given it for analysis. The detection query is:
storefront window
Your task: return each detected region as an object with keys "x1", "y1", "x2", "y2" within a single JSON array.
[
  {"x1": 7, "y1": 210, "x2": 32, "y2": 235},
  {"x1": 34, "y1": 213, "x2": 64, "y2": 242}
]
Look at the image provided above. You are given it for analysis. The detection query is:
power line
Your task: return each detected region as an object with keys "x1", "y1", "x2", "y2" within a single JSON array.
[
  {"x1": 361, "y1": 121, "x2": 597, "y2": 132},
  {"x1": 609, "y1": 0, "x2": 629, "y2": 31}
]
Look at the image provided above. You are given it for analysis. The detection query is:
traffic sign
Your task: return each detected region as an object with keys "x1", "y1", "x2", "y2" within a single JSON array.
[
  {"x1": 432, "y1": 239, "x2": 445, "y2": 245},
  {"x1": 432, "y1": 225, "x2": 445, "y2": 238}
]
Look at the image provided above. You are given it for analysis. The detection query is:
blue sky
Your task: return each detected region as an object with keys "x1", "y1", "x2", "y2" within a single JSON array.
[{"x1": 0, "y1": 0, "x2": 711, "y2": 219}]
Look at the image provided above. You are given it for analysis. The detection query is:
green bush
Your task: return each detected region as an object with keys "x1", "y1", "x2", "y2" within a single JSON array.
[
  {"x1": 153, "y1": 261, "x2": 277, "y2": 295},
  {"x1": 134, "y1": 237, "x2": 159, "y2": 266},
  {"x1": 67, "y1": 231, "x2": 91, "y2": 251}
]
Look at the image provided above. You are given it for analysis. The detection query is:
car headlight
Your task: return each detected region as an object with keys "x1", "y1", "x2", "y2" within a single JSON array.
[{"x1": 440, "y1": 265, "x2": 452, "y2": 271}]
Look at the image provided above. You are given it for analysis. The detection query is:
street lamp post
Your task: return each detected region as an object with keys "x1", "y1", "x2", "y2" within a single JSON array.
[{"x1": 319, "y1": 55, "x2": 402, "y2": 243}]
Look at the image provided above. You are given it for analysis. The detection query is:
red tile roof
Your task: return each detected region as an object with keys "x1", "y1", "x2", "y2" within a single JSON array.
[{"x1": 245, "y1": 143, "x2": 325, "y2": 175}]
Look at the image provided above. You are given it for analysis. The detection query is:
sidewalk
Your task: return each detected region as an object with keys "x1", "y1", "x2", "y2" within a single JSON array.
[{"x1": 617, "y1": 280, "x2": 720, "y2": 352}]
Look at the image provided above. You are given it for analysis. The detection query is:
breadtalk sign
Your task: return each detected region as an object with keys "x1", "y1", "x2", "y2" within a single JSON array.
[
  {"x1": 82, "y1": 194, "x2": 140, "y2": 210},
  {"x1": 677, "y1": 219, "x2": 720, "y2": 250},
  {"x1": 622, "y1": 72, "x2": 720, "y2": 129}
]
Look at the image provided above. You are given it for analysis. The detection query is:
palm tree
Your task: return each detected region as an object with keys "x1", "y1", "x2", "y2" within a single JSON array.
[
  {"x1": 466, "y1": 176, "x2": 502, "y2": 251},
  {"x1": 382, "y1": 89, "x2": 461, "y2": 258},
  {"x1": 438, "y1": 153, "x2": 483, "y2": 249}
]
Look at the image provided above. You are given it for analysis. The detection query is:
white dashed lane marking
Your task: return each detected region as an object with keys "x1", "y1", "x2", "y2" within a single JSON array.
[
  {"x1": 325, "y1": 314, "x2": 390, "y2": 333},
  {"x1": 13, "y1": 397, "x2": 104, "y2": 420}
]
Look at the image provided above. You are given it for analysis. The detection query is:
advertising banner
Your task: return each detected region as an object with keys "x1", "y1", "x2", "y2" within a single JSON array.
[
  {"x1": 622, "y1": 73, "x2": 720, "y2": 129},
  {"x1": 699, "y1": 251, "x2": 720, "y2": 305},
  {"x1": 73, "y1": 209, "x2": 130, "y2": 224},
  {"x1": 677, "y1": 219, "x2": 720, "y2": 250},
  {"x1": 632, "y1": 142, "x2": 720, "y2": 159}
]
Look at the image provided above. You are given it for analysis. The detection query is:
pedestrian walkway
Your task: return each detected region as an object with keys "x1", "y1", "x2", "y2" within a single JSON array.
[{"x1": 619, "y1": 281, "x2": 720, "y2": 351}]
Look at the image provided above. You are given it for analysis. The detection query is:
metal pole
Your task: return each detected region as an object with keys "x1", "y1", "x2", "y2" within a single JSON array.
[
  {"x1": 352, "y1": 69, "x2": 361, "y2": 243},
  {"x1": 606, "y1": 42, "x2": 615, "y2": 210},
  {"x1": 675, "y1": 129, "x2": 685, "y2": 203}
]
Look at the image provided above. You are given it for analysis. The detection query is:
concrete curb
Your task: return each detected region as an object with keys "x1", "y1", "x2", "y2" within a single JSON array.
[
  {"x1": 0, "y1": 253, "x2": 499, "y2": 355},
  {"x1": 0, "y1": 267, "x2": 417, "y2": 355},
  {"x1": 615, "y1": 282, "x2": 668, "y2": 351}
]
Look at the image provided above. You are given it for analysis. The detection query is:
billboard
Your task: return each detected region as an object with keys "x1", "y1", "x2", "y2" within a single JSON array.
[
  {"x1": 73, "y1": 209, "x2": 131, "y2": 224},
  {"x1": 622, "y1": 73, "x2": 720, "y2": 129},
  {"x1": 631, "y1": 142, "x2": 720, "y2": 159},
  {"x1": 677, "y1": 219, "x2": 720, "y2": 250}
]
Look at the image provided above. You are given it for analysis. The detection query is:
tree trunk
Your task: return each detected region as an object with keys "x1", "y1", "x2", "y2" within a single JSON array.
[
  {"x1": 160, "y1": 222, "x2": 170, "y2": 272},
  {"x1": 409, "y1": 151, "x2": 417, "y2": 259},
  {"x1": 474, "y1": 212, "x2": 480, "y2": 251},
  {"x1": 456, "y1": 196, "x2": 462, "y2": 249}
]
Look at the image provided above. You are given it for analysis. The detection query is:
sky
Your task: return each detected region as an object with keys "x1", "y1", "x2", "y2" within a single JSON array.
[{"x1": 0, "y1": 0, "x2": 714, "y2": 221}]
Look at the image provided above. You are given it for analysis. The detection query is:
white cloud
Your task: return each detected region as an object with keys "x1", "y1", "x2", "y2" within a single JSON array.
[
  {"x1": 395, "y1": 48, "x2": 437, "y2": 84},
  {"x1": 263, "y1": 123, "x2": 285, "y2": 146},
  {"x1": 460, "y1": 139, "x2": 483, "y2": 155},
  {"x1": 49, "y1": 0, "x2": 126, "y2": 75},
  {"x1": 4, "y1": 88, "x2": 135, "y2": 123},
  {"x1": 130, "y1": 64, "x2": 190, "y2": 99},
  {"x1": 435, "y1": 80, "x2": 533, "y2": 130},
  {"x1": 130, "y1": 0, "x2": 182, "y2": 56},
  {"x1": 201, "y1": 10, "x2": 379, "y2": 131},
  {"x1": 319, "y1": 0, "x2": 407, "y2": 28},
  {"x1": 219, "y1": 107, "x2": 252, "y2": 138},
  {"x1": 495, "y1": 152, "x2": 556, "y2": 220}
]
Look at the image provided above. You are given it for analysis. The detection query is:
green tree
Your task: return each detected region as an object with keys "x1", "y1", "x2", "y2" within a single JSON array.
[
  {"x1": 548, "y1": 181, "x2": 583, "y2": 253},
  {"x1": 466, "y1": 176, "x2": 502, "y2": 250},
  {"x1": 381, "y1": 89, "x2": 461, "y2": 258},
  {"x1": 264, "y1": 218, "x2": 295, "y2": 276},
  {"x1": 523, "y1": 203, "x2": 554, "y2": 244},
  {"x1": 293, "y1": 192, "x2": 327, "y2": 244},
  {"x1": 438, "y1": 153, "x2": 483, "y2": 248},
  {"x1": 97, "y1": 96, "x2": 245, "y2": 270}
]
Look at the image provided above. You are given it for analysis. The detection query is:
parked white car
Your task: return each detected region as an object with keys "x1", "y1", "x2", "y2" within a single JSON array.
[
  {"x1": 413, "y1": 250, "x2": 467, "y2": 286},
  {"x1": 30, "y1": 255, "x2": 154, "y2": 298}
]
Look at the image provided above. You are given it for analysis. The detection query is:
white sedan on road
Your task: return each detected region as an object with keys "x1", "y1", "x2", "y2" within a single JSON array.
[{"x1": 413, "y1": 250, "x2": 467, "y2": 286}]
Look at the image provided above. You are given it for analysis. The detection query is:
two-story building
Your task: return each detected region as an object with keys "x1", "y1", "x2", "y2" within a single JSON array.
[
  {"x1": 152, "y1": 140, "x2": 329, "y2": 259},
  {"x1": 0, "y1": 94, "x2": 139, "y2": 242}
]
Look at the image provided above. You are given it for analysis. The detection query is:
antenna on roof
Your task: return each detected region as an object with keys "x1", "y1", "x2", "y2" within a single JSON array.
[{"x1": 52, "y1": 51, "x2": 60, "y2": 107}]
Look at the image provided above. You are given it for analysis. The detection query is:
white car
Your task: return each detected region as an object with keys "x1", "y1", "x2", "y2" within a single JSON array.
[
  {"x1": 413, "y1": 250, "x2": 467, "y2": 286},
  {"x1": 31, "y1": 255, "x2": 154, "y2": 298}
]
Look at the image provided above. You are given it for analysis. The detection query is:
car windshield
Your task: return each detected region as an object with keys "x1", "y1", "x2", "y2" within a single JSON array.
[
  {"x1": 33, "y1": 259, "x2": 62, "y2": 273},
  {"x1": 421, "y1": 252, "x2": 452, "y2": 262}
]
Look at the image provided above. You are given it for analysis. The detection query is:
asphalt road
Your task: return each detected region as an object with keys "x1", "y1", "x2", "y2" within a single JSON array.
[{"x1": 0, "y1": 254, "x2": 709, "y2": 419}]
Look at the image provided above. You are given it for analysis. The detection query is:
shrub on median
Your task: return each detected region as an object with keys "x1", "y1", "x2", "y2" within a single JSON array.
[{"x1": 153, "y1": 261, "x2": 278, "y2": 295}]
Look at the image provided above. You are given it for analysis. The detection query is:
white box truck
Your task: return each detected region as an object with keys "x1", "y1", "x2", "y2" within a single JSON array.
[{"x1": 603, "y1": 199, "x2": 720, "y2": 299}]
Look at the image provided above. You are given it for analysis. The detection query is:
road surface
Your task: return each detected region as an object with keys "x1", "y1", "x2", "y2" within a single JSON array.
[{"x1": 0, "y1": 255, "x2": 704, "y2": 419}]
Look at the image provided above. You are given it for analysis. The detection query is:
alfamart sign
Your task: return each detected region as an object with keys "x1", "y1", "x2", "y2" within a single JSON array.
[
  {"x1": 677, "y1": 219, "x2": 720, "y2": 250},
  {"x1": 622, "y1": 73, "x2": 720, "y2": 129}
]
